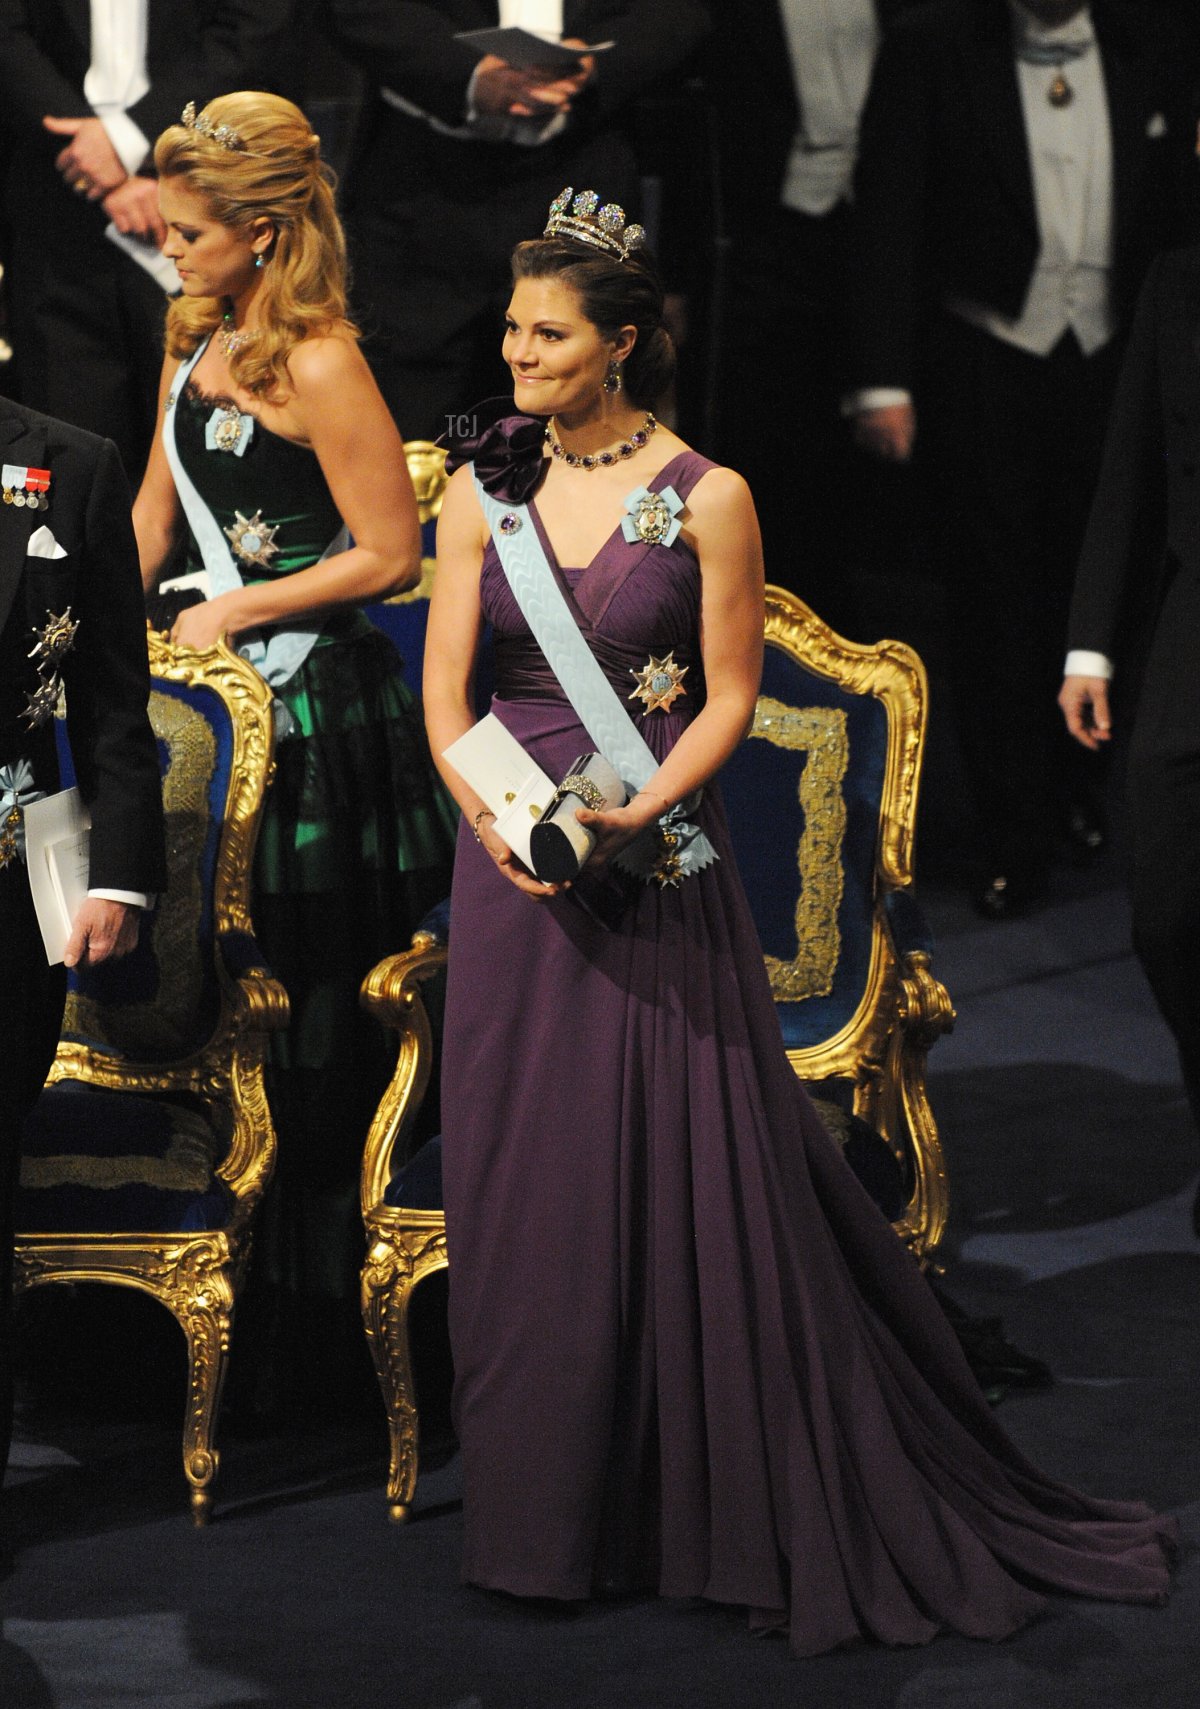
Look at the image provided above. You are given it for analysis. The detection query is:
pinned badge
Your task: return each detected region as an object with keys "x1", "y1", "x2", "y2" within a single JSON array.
[
  {"x1": 224, "y1": 508, "x2": 280, "y2": 568},
  {"x1": 629, "y1": 650, "x2": 688, "y2": 715},
  {"x1": 621, "y1": 484, "x2": 684, "y2": 548},
  {"x1": 205, "y1": 404, "x2": 255, "y2": 456},
  {"x1": 20, "y1": 673, "x2": 62, "y2": 731},
  {"x1": 28, "y1": 606, "x2": 79, "y2": 670}
]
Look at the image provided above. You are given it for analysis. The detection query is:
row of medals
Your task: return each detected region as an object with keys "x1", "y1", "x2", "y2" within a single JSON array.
[{"x1": 3, "y1": 487, "x2": 49, "y2": 510}]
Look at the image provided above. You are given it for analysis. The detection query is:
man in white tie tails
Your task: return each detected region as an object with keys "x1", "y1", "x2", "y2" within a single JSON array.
[
  {"x1": 327, "y1": 0, "x2": 710, "y2": 439},
  {"x1": 845, "y1": 0, "x2": 1199, "y2": 915},
  {"x1": 0, "y1": 393, "x2": 164, "y2": 1491}
]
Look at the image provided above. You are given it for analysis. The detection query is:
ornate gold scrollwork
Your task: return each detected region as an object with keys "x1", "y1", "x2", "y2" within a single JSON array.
[
  {"x1": 359, "y1": 937, "x2": 451, "y2": 1518},
  {"x1": 749, "y1": 697, "x2": 848, "y2": 1002},
  {"x1": 15, "y1": 633, "x2": 288, "y2": 1521},
  {"x1": 758, "y1": 588, "x2": 953, "y2": 1261},
  {"x1": 361, "y1": 1217, "x2": 449, "y2": 1522},
  {"x1": 387, "y1": 441, "x2": 447, "y2": 607}
]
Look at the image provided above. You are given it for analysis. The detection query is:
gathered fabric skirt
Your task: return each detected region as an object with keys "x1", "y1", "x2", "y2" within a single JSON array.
[
  {"x1": 253, "y1": 623, "x2": 456, "y2": 1300},
  {"x1": 441, "y1": 693, "x2": 1176, "y2": 1658}
]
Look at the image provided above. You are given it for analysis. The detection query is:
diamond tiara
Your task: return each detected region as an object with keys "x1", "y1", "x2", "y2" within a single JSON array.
[
  {"x1": 544, "y1": 188, "x2": 646, "y2": 263},
  {"x1": 180, "y1": 101, "x2": 245, "y2": 152}
]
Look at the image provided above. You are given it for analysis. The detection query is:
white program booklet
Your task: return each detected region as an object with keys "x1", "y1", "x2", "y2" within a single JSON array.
[
  {"x1": 158, "y1": 567, "x2": 213, "y2": 599},
  {"x1": 443, "y1": 713, "x2": 556, "y2": 871},
  {"x1": 24, "y1": 787, "x2": 91, "y2": 965}
]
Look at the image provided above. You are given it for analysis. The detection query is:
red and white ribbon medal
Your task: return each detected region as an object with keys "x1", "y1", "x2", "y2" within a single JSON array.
[{"x1": 2, "y1": 464, "x2": 51, "y2": 510}]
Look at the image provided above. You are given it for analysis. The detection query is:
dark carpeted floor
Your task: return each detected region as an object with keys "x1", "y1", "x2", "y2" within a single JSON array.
[{"x1": 3, "y1": 866, "x2": 1198, "y2": 1709}]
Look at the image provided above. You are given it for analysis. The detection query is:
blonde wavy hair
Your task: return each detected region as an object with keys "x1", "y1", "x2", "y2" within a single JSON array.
[{"x1": 155, "y1": 91, "x2": 356, "y2": 399}]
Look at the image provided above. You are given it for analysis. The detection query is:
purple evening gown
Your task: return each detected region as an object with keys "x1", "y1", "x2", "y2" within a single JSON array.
[{"x1": 439, "y1": 449, "x2": 1176, "y2": 1657}]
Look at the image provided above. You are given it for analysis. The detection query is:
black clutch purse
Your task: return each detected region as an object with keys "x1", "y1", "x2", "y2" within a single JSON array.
[{"x1": 528, "y1": 752, "x2": 627, "y2": 883}]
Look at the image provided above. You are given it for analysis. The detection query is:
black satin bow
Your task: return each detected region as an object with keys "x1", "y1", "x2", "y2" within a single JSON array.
[{"x1": 439, "y1": 397, "x2": 547, "y2": 506}]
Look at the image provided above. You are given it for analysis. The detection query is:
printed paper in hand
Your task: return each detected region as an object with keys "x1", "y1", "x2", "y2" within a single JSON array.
[{"x1": 24, "y1": 788, "x2": 91, "y2": 965}]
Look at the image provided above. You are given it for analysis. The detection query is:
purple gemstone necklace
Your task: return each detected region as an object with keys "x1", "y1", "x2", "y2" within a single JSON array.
[{"x1": 545, "y1": 412, "x2": 657, "y2": 471}]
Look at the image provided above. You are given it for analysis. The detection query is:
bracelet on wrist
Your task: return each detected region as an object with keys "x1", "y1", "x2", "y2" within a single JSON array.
[
  {"x1": 634, "y1": 789, "x2": 671, "y2": 815},
  {"x1": 471, "y1": 807, "x2": 496, "y2": 842}
]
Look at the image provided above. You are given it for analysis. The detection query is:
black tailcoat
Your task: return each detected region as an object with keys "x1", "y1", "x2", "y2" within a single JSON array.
[
  {"x1": 846, "y1": 0, "x2": 1199, "y2": 392},
  {"x1": 0, "y1": 396, "x2": 165, "y2": 1480}
]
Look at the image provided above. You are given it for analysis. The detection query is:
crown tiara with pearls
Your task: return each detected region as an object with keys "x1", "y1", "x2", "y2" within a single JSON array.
[
  {"x1": 544, "y1": 188, "x2": 646, "y2": 262},
  {"x1": 180, "y1": 101, "x2": 245, "y2": 152}
]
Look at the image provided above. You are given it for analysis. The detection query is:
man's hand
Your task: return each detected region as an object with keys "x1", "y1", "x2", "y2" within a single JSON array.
[
  {"x1": 1059, "y1": 674, "x2": 1113, "y2": 750},
  {"x1": 473, "y1": 49, "x2": 593, "y2": 119},
  {"x1": 853, "y1": 402, "x2": 917, "y2": 462},
  {"x1": 102, "y1": 176, "x2": 167, "y2": 245},
  {"x1": 43, "y1": 116, "x2": 127, "y2": 198},
  {"x1": 64, "y1": 899, "x2": 141, "y2": 970}
]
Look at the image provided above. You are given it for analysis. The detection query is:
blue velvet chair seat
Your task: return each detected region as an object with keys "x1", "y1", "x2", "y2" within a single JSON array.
[
  {"x1": 19, "y1": 1081, "x2": 232, "y2": 1234},
  {"x1": 384, "y1": 1133, "x2": 443, "y2": 1212}
]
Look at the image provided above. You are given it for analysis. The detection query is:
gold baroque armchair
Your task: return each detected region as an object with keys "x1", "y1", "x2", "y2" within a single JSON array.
[
  {"x1": 719, "y1": 586, "x2": 955, "y2": 1258},
  {"x1": 359, "y1": 587, "x2": 955, "y2": 1521},
  {"x1": 15, "y1": 632, "x2": 288, "y2": 1524},
  {"x1": 366, "y1": 441, "x2": 448, "y2": 694}
]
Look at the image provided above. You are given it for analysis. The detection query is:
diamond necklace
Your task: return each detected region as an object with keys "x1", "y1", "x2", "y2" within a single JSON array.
[
  {"x1": 545, "y1": 412, "x2": 657, "y2": 471},
  {"x1": 218, "y1": 306, "x2": 256, "y2": 359}
]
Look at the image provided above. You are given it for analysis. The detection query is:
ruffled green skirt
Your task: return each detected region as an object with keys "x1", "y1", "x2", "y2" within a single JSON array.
[{"x1": 251, "y1": 615, "x2": 457, "y2": 1300}]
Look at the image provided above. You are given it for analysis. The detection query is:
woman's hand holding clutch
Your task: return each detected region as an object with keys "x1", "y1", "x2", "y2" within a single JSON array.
[
  {"x1": 573, "y1": 797, "x2": 661, "y2": 869},
  {"x1": 477, "y1": 814, "x2": 572, "y2": 902}
]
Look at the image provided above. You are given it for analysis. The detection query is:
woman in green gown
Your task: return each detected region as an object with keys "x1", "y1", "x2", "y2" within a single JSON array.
[{"x1": 134, "y1": 91, "x2": 456, "y2": 1403}]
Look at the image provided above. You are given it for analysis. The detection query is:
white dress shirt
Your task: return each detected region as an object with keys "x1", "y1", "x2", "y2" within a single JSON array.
[
  {"x1": 949, "y1": 3, "x2": 1116, "y2": 358},
  {"x1": 850, "y1": 1, "x2": 1116, "y2": 420},
  {"x1": 84, "y1": 0, "x2": 152, "y2": 177},
  {"x1": 779, "y1": 0, "x2": 880, "y2": 217}
]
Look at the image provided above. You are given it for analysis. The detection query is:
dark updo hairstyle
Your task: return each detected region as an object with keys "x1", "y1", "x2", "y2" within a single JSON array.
[{"x1": 510, "y1": 237, "x2": 676, "y2": 409}]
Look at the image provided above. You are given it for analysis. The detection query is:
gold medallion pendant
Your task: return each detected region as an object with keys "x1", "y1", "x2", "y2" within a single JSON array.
[
  {"x1": 0, "y1": 806, "x2": 22, "y2": 869},
  {"x1": 224, "y1": 509, "x2": 280, "y2": 569},
  {"x1": 1048, "y1": 73, "x2": 1073, "y2": 107},
  {"x1": 629, "y1": 651, "x2": 689, "y2": 714}
]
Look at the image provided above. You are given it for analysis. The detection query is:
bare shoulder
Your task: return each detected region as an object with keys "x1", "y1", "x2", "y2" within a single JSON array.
[
  {"x1": 685, "y1": 463, "x2": 756, "y2": 526},
  {"x1": 439, "y1": 462, "x2": 490, "y2": 543},
  {"x1": 285, "y1": 329, "x2": 368, "y2": 396}
]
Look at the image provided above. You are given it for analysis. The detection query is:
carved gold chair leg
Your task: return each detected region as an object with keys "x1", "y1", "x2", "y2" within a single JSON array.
[
  {"x1": 361, "y1": 1216, "x2": 449, "y2": 1524},
  {"x1": 167, "y1": 1254, "x2": 236, "y2": 1527}
]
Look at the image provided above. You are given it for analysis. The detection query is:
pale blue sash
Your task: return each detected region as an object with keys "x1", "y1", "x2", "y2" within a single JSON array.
[
  {"x1": 473, "y1": 475, "x2": 717, "y2": 881},
  {"x1": 162, "y1": 338, "x2": 343, "y2": 693}
]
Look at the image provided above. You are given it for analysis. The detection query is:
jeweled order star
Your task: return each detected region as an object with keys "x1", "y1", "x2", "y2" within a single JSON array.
[
  {"x1": 629, "y1": 651, "x2": 688, "y2": 714},
  {"x1": 28, "y1": 606, "x2": 79, "y2": 668},
  {"x1": 224, "y1": 509, "x2": 279, "y2": 569}
]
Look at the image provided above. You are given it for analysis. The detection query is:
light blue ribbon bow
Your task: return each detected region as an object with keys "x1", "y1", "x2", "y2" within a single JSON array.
[
  {"x1": 0, "y1": 758, "x2": 48, "y2": 865},
  {"x1": 620, "y1": 484, "x2": 684, "y2": 548}
]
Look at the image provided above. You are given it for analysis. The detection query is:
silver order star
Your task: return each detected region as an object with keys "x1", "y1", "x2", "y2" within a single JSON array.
[
  {"x1": 223, "y1": 509, "x2": 279, "y2": 569},
  {"x1": 20, "y1": 673, "x2": 62, "y2": 730},
  {"x1": 28, "y1": 606, "x2": 79, "y2": 669}
]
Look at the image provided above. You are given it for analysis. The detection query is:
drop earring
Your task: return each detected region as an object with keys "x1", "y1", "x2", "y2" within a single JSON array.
[
  {"x1": 254, "y1": 253, "x2": 264, "y2": 269},
  {"x1": 603, "y1": 359, "x2": 622, "y2": 395}
]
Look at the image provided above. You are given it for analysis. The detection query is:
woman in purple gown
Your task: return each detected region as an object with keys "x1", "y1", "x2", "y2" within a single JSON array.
[{"x1": 423, "y1": 194, "x2": 1176, "y2": 1657}]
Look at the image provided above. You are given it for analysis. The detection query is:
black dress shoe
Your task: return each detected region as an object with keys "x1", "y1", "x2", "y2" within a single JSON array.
[
  {"x1": 972, "y1": 871, "x2": 1043, "y2": 920},
  {"x1": 1062, "y1": 801, "x2": 1107, "y2": 866}
]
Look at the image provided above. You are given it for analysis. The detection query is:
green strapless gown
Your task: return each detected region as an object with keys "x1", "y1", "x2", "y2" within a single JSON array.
[{"x1": 176, "y1": 382, "x2": 456, "y2": 1312}]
